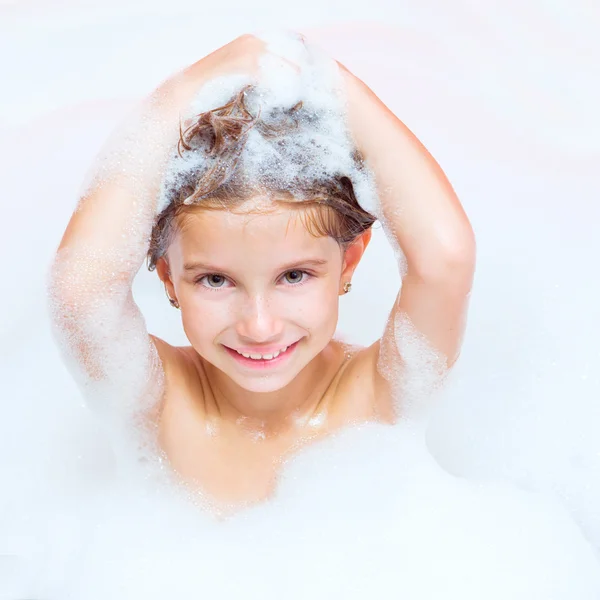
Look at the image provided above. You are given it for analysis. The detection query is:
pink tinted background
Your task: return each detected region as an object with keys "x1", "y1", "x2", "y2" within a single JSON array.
[{"x1": 1, "y1": 0, "x2": 599, "y2": 562}]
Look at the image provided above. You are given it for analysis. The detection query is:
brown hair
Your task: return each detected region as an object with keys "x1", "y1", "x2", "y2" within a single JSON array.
[{"x1": 147, "y1": 85, "x2": 376, "y2": 271}]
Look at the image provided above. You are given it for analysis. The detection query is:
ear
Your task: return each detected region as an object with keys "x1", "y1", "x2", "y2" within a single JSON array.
[
  {"x1": 340, "y1": 228, "x2": 372, "y2": 293},
  {"x1": 155, "y1": 256, "x2": 177, "y2": 303}
]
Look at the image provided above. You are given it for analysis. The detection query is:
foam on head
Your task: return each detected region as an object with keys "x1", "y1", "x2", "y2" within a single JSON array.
[{"x1": 157, "y1": 31, "x2": 380, "y2": 218}]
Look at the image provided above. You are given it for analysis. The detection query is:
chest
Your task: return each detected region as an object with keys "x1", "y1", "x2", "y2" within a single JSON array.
[
  {"x1": 158, "y1": 419, "x2": 328, "y2": 508},
  {"x1": 156, "y1": 348, "x2": 391, "y2": 509}
]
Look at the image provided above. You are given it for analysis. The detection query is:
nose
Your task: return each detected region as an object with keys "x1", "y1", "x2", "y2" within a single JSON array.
[{"x1": 235, "y1": 293, "x2": 283, "y2": 343}]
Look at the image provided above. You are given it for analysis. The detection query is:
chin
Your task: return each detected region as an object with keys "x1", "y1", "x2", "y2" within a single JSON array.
[
  {"x1": 233, "y1": 375, "x2": 294, "y2": 394},
  {"x1": 225, "y1": 358, "x2": 306, "y2": 392}
]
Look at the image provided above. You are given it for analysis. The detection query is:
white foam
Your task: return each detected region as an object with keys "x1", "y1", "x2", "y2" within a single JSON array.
[
  {"x1": 4, "y1": 423, "x2": 600, "y2": 599},
  {"x1": 157, "y1": 32, "x2": 380, "y2": 217},
  {"x1": 3, "y1": 10, "x2": 600, "y2": 600}
]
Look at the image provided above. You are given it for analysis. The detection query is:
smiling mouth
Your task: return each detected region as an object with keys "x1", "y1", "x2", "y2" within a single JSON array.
[
  {"x1": 233, "y1": 344, "x2": 292, "y2": 361},
  {"x1": 223, "y1": 340, "x2": 300, "y2": 365}
]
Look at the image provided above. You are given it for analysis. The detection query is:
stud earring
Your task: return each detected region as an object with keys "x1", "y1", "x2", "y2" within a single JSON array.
[
  {"x1": 343, "y1": 281, "x2": 352, "y2": 294},
  {"x1": 164, "y1": 285, "x2": 180, "y2": 309}
]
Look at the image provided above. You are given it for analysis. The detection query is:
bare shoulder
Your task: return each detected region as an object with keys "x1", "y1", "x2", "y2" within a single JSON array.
[
  {"x1": 150, "y1": 334, "x2": 190, "y2": 370},
  {"x1": 333, "y1": 338, "x2": 396, "y2": 424},
  {"x1": 149, "y1": 335, "x2": 204, "y2": 403}
]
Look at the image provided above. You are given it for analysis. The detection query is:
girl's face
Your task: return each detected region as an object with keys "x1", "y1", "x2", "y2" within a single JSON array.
[{"x1": 161, "y1": 200, "x2": 364, "y2": 393}]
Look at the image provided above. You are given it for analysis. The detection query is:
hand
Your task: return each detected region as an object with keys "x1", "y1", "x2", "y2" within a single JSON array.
[
  {"x1": 181, "y1": 34, "x2": 268, "y2": 86},
  {"x1": 144, "y1": 35, "x2": 265, "y2": 115}
]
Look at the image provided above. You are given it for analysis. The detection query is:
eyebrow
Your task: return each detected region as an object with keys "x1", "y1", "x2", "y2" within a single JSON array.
[{"x1": 183, "y1": 258, "x2": 329, "y2": 273}]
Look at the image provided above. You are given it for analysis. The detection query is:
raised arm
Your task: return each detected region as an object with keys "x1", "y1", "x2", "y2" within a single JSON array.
[
  {"x1": 47, "y1": 37, "x2": 262, "y2": 421},
  {"x1": 338, "y1": 64, "x2": 476, "y2": 385},
  {"x1": 48, "y1": 88, "x2": 180, "y2": 421}
]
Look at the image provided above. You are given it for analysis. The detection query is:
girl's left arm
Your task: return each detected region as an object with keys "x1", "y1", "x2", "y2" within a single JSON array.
[{"x1": 339, "y1": 64, "x2": 476, "y2": 370}]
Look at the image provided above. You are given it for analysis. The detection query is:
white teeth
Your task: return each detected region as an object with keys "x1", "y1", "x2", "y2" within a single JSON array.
[{"x1": 235, "y1": 344, "x2": 291, "y2": 360}]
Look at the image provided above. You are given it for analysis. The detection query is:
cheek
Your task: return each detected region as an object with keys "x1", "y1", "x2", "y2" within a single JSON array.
[
  {"x1": 293, "y1": 281, "x2": 339, "y2": 330},
  {"x1": 180, "y1": 292, "x2": 231, "y2": 343},
  {"x1": 321, "y1": 293, "x2": 340, "y2": 331}
]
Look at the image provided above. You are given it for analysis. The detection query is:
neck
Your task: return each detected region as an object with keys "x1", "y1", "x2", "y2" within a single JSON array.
[{"x1": 201, "y1": 342, "x2": 344, "y2": 439}]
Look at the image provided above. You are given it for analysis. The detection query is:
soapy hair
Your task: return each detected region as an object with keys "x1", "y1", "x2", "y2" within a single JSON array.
[{"x1": 147, "y1": 85, "x2": 377, "y2": 271}]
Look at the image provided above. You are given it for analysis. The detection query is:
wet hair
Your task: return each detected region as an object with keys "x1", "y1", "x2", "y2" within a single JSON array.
[{"x1": 147, "y1": 85, "x2": 377, "y2": 271}]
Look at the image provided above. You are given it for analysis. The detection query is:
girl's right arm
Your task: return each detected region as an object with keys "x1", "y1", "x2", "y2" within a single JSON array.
[{"x1": 48, "y1": 36, "x2": 264, "y2": 419}]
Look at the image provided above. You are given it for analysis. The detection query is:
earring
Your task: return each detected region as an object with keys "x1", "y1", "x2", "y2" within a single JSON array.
[
  {"x1": 343, "y1": 281, "x2": 352, "y2": 294},
  {"x1": 164, "y1": 285, "x2": 180, "y2": 309}
]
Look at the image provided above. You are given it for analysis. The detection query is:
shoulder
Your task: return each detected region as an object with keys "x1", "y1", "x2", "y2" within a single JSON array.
[
  {"x1": 149, "y1": 335, "x2": 204, "y2": 395},
  {"x1": 150, "y1": 334, "x2": 190, "y2": 369},
  {"x1": 333, "y1": 338, "x2": 396, "y2": 424}
]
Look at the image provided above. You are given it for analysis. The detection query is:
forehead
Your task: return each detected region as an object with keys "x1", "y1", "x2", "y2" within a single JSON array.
[{"x1": 172, "y1": 202, "x2": 339, "y2": 261}]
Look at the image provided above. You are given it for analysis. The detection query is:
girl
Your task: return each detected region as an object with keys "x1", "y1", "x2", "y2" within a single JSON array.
[{"x1": 49, "y1": 33, "x2": 476, "y2": 513}]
